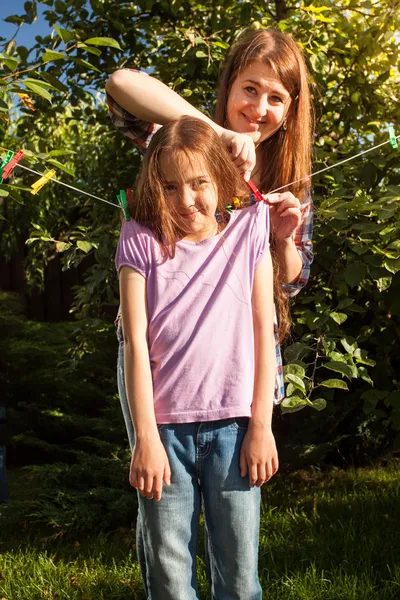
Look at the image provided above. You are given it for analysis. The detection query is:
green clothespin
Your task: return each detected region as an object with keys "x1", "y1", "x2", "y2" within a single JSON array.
[
  {"x1": 388, "y1": 126, "x2": 398, "y2": 149},
  {"x1": 117, "y1": 189, "x2": 130, "y2": 220},
  {"x1": 0, "y1": 150, "x2": 14, "y2": 181}
]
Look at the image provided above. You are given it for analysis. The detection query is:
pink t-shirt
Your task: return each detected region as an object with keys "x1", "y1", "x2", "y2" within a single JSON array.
[{"x1": 116, "y1": 201, "x2": 270, "y2": 424}]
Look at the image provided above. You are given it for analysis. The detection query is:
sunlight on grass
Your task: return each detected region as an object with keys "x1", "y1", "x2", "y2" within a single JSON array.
[{"x1": 1, "y1": 461, "x2": 399, "y2": 599}]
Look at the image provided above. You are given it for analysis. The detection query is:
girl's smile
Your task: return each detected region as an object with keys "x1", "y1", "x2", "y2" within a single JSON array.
[{"x1": 226, "y1": 61, "x2": 291, "y2": 144}]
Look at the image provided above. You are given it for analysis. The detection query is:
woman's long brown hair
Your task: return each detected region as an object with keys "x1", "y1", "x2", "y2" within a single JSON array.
[{"x1": 215, "y1": 28, "x2": 314, "y2": 342}]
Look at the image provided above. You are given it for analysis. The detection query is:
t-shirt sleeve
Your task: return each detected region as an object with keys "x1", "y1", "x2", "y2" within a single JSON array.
[
  {"x1": 115, "y1": 219, "x2": 150, "y2": 278},
  {"x1": 253, "y1": 201, "x2": 270, "y2": 267}
]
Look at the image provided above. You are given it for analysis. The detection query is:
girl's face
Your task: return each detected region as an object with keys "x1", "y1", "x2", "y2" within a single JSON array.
[
  {"x1": 160, "y1": 151, "x2": 219, "y2": 243},
  {"x1": 226, "y1": 61, "x2": 291, "y2": 145}
]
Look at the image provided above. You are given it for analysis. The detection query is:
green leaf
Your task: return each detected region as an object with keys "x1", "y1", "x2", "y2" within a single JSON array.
[
  {"x1": 1, "y1": 56, "x2": 20, "y2": 71},
  {"x1": 77, "y1": 241, "x2": 93, "y2": 253},
  {"x1": 42, "y1": 50, "x2": 66, "y2": 62},
  {"x1": 354, "y1": 349, "x2": 376, "y2": 367},
  {"x1": 330, "y1": 311, "x2": 348, "y2": 324},
  {"x1": 195, "y1": 50, "x2": 207, "y2": 58},
  {"x1": 55, "y1": 241, "x2": 72, "y2": 252},
  {"x1": 54, "y1": 24, "x2": 75, "y2": 43},
  {"x1": 319, "y1": 379, "x2": 349, "y2": 390},
  {"x1": 23, "y1": 81, "x2": 52, "y2": 102},
  {"x1": 77, "y1": 42, "x2": 102, "y2": 56},
  {"x1": 341, "y1": 337, "x2": 358, "y2": 355},
  {"x1": 75, "y1": 58, "x2": 101, "y2": 73},
  {"x1": 39, "y1": 72, "x2": 69, "y2": 93},
  {"x1": 84, "y1": 37, "x2": 122, "y2": 50},
  {"x1": 284, "y1": 373, "x2": 306, "y2": 393},
  {"x1": 324, "y1": 361, "x2": 354, "y2": 379},
  {"x1": 283, "y1": 363, "x2": 306, "y2": 378},
  {"x1": 281, "y1": 397, "x2": 308, "y2": 413},
  {"x1": 23, "y1": 78, "x2": 56, "y2": 89},
  {"x1": 0, "y1": 189, "x2": 10, "y2": 197},
  {"x1": 384, "y1": 258, "x2": 400, "y2": 274},
  {"x1": 286, "y1": 383, "x2": 299, "y2": 397},
  {"x1": 358, "y1": 366, "x2": 373, "y2": 386},
  {"x1": 284, "y1": 342, "x2": 311, "y2": 362},
  {"x1": 310, "y1": 398, "x2": 327, "y2": 411},
  {"x1": 46, "y1": 159, "x2": 75, "y2": 176},
  {"x1": 344, "y1": 263, "x2": 367, "y2": 287},
  {"x1": 336, "y1": 298, "x2": 354, "y2": 309}
]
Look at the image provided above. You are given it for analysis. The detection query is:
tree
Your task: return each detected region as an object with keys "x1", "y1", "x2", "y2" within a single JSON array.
[{"x1": 1, "y1": 0, "x2": 400, "y2": 459}]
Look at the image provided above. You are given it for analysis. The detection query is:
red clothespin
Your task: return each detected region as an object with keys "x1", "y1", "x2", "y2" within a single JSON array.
[
  {"x1": 246, "y1": 179, "x2": 271, "y2": 204},
  {"x1": 1, "y1": 150, "x2": 24, "y2": 179}
]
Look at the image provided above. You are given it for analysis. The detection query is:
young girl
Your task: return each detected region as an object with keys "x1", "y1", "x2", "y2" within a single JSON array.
[
  {"x1": 107, "y1": 27, "x2": 314, "y2": 450},
  {"x1": 116, "y1": 116, "x2": 278, "y2": 599}
]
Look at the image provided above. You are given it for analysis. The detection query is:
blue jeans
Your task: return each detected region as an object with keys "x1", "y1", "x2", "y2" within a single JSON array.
[
  {"x1": 117, "y1": 334, "x2": 262, "y2": 599},
  {"x1": 140, "y1": 420, "x2": 262, "y2": 600}
]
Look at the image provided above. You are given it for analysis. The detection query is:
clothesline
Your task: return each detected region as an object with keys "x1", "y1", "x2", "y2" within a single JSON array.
[{"x1": 1, "y1": 132, "x2": 399, "y2": 209}]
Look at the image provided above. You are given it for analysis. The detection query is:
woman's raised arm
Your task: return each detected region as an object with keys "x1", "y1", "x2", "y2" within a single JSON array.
[{"x1": 105, "y1": 69, "x2": 256, "y2": 178}]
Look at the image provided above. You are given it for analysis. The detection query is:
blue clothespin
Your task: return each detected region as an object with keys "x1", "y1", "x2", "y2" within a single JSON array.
[
  {"x1": 117, "y1": 190, "x2": 130, "y2": 220},
  {"x1": 388, "y1": 126, "x2": 398, "y2": 149}
]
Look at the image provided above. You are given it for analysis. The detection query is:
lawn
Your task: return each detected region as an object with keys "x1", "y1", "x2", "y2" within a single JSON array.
[{"x1": 1, "y1": 461, "x2": 400, "y2": 599}]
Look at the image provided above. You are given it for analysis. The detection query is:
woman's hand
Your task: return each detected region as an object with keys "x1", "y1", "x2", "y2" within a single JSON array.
[
  {"x1": 240, "y1": 423, "x2": 279, "y2": 487},
  {"x1": 130, "y1": 433, "x2": 171, "y2": 501},
  {"x1": 265, "y1": 192, "x2": 302, "y2": 241},
  {"x1": 219, "y1": 128, "x2": 256, "y2": 181}
]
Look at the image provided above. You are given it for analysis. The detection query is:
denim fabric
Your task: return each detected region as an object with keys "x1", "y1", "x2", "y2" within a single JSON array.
[
  {"x1": 117, "y1": 330, "x2": 148, "y2": 594},
  {"x1": 139, "y1": 419, "x2": 262, "y2": 600},
  {"x1": 117, "y1": 332, "x2": 135, "y2": 449}
]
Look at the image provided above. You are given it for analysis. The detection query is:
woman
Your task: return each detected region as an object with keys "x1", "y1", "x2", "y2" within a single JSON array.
[{"x1": 106, "y1": 27, "x2": 314, "y2": 445}]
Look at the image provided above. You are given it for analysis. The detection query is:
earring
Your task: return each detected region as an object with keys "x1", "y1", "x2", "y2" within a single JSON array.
[{"x1": 282, "y1": 117, "x2": 287, "y2": 131}]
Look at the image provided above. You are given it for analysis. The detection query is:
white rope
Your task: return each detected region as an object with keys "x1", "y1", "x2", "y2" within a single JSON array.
[
  {"x1": 15, "y1": 163, "x2": 120, "y2": 208},
  {"x1": 268, "y1": 134, "x2": 400, "y2": 195},
  {"x1": 3, "y1": 132, "x2": 399, "y2": 206}
]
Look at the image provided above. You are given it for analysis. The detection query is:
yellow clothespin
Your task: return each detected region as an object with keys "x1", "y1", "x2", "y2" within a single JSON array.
[{"x1": 30, "y1": 169, "x2": 56, "y2": 195}]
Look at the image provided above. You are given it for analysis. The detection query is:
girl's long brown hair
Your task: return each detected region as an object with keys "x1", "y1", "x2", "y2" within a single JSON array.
[
  {"x1": 128, "y1": 115, "x2": 246, "y2": 248},
  {"x1": 215, "y1": 28, "x2": 314, "y2": 341},
  {"x1": 128, "y1": 115, "x2": 289, "y2": 342}
]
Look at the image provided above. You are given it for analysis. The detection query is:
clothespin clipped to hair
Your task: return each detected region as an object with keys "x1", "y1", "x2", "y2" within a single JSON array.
[
  {"x1": 117, "y1": 189, "x2": 130, "y2": 220},
  {"x1": 388, "y1": 126, "x2": 398, "y2": 149},
  {"x1": 1, "y1": 150, "x2": 24, "y2": 180},
  {"x1": 30, "y1": 169, "x2": 56, "y2": 195}
]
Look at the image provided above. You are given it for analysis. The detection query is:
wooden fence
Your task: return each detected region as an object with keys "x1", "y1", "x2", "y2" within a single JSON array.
[{"x1": 0, "y1": 234, "x2": 93, "y2": 322}]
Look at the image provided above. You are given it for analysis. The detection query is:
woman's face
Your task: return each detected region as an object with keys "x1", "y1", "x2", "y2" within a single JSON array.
[{"x1": 226, "y1": 61, "x2": 291, "y2": 145}]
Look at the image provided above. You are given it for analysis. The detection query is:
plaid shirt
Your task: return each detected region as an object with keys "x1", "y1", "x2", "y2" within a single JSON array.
[{"x1": 107, "y1": 84, "x2": 314, "y2": 404}]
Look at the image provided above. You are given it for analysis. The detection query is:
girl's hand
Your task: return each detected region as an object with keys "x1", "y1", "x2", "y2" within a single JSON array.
[
  {"x1": 130, "y1": 434, "x2": 171, "y2": 501},
  {"x1": 219, "y1": 128, "x2": 256, "y2": 181},
  {"x1": 265, "y1": 192, "x2": 302, "y2": 241},
  {"x1": 240, "y1": 424, "x2": 279, "y2": 487}
]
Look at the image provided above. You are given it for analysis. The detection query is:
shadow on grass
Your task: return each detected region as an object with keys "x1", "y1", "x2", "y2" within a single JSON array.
[{"x1": 1, "y1": 461, "x2": 400, "y2": 599}]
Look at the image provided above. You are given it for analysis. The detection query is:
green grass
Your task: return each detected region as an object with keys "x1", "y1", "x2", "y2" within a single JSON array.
[{"x1": 1, "y1": 461, "x2": 400, "y2": 599}]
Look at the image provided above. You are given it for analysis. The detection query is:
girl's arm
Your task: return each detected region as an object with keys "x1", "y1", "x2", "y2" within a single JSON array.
[
  {"x1": 105, "y1": 69, "x2": 256, "y2": 179},
  {"x1": 120, "y1": 266, "x2": 171, "y2": 501},
  {"x1": 240, "y1": 250, "x2": 279, "y2": 487}
]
